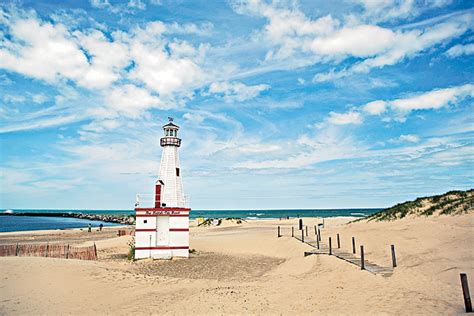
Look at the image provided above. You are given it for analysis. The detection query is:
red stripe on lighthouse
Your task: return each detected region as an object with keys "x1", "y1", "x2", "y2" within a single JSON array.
[
  {"x1": 135, "y1": 228, "x2": 189, "y2": 232},
  {"x1": 135, "y1": 214, "x2": 189, "y2": 217}
]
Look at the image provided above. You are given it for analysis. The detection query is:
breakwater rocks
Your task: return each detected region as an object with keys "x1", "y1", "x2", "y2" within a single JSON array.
[
  {"x1": 1, "y1": 211, "x2": 135, "y2": 225},
  {"x1": 69, "y1": 213, "x2": 135, "y2": 225}
]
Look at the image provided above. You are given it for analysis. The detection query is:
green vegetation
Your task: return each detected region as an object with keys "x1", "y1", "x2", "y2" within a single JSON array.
[
  {"x1": 127, "y1": 237, "x2": 135, "y2": 260},
  {"x1": 366, "y1": 189, "x2": 473, "y2": 222},
  {"x1": 197, "y1": 217, "x2": 245, "y2": 226}
]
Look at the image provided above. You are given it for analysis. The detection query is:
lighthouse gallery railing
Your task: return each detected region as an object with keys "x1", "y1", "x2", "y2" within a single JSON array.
[{"x1": 135, "y1": 194, "x2": 189, "y2": 208}]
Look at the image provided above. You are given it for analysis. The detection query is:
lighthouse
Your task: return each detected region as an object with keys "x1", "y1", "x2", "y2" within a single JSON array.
[{"x1": 134, "y1": 118, "x2": 190, "y2": 259}]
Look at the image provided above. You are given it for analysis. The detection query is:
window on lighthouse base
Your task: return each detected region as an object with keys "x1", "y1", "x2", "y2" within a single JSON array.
[{"x1": 176, "y1": 168, "x2": 180, "y2": 176}]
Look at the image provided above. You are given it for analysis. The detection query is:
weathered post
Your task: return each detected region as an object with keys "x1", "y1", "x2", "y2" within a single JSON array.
[
  {"x1": 301, "y1": 229, "x2": 304, "y2": 243},
  {"x1": 299, "y1": 219, "x2": 303, "y2": 230},
  {"x1": 277, "y1": 226, "x2": 281, "y2": 238},
  {"x1": 360, "y1": 245, "x2": 365, "y2": 270},
  {"x1": 352, "y1": 237, "x2": 356, "y2": 254},
  {"x1": 337, "y1": 233, "x2": 340, "y2": 248},
  {"x1": 66, "y1": 244, "x2": 70, "y2": 259},
  {"x1": 94, "y1": 242, "x2": 97, "y2": 259},
  {"x1": 314, "y1": 225, "x2": 317, "y2": 235},
  {"x1": 15, "y1": 243, "x2": 19, "y2": 256},
  {"x1": 305, "y1": 226, "x2": 308, "y2": 236},
  {"x1": 291, "y1": 226, "x2": 294, "y2": 237},
  {"x1": 460, "y1": 273, "x2": 472, "y2": 313},
  {"x1": 329, "y1": 237, "x2": 332, "y2": 255},
  {"x1": 316, "y1": 236, "x2": 320, "y2": 249},
  {"x1": 45, "y1": 242, "x2": 49, "y2": 257},
  {"x1": 391, "y1": 245, "x2": 397, "y2": 268},
  {"x1": 318, "y1": 228, "x2": 321, "y2": 241}
]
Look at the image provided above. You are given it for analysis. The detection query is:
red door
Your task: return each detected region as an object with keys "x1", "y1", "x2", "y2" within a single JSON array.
[{"x1": 155, "y1": 184, "x2": 161, "y2": 208}]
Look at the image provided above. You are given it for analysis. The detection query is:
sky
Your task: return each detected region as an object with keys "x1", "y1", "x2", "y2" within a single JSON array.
[{"x1": 0, "y1": 0, "x2": 473, "y2": 210}]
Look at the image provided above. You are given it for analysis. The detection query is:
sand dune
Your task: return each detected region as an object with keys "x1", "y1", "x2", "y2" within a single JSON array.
[{"x1": 1, "y1": 215, "x2": 473, "y2": 314}]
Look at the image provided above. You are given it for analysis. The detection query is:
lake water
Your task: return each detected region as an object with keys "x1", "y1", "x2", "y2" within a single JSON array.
[{"x1": 0, "y1": 208, "x2": 380, "y2": 232}]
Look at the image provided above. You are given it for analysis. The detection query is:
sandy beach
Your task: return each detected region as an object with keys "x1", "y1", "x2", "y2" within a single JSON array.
[{"x1": 1, "y1": 214, "x2": 473, "y2": 315}]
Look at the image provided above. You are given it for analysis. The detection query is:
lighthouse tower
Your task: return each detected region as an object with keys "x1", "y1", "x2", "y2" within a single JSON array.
[{"x1": 134, "y1": 118, "x2": 190, "y2": 259}]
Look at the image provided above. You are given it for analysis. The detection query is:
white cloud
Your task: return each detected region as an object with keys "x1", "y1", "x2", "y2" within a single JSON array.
[
  {"x1": 0, "y1": 10, "x2": 210, "y2": 97},
  {"x1": 353, "y1": 0, "x2": 454, "y2": 23},
  {"x1": 74, "y1": 29, "x2": 130, "y2": 89},
  {"x1": 90, "y1": 0, "x2": 110, "y2": 9},
  {"x1": 0, "y1": 115, "x2": 80, "y2": 133},
  {"x1": 315, "y1": 14, "x2": 472, "y2": 81},
  {"x1": 81, "y1": 119, "x2": 121, "y2": 133},
  {"x1": 3, "y1": 94, "x2": 26, "y2": 103},
  {"x1": 363, "y1": 100, "x2": 387, "y2": 115},
  {"x1": 390, "y1": 84, "x2": 474, "y2": 112},
  {"x1": 128, "y1": 0, "x2": 146, "y2": 10},
  {"x1": 399, "y1": 134, "x2": 420, "y2": 143},
  {"x1": 237, "y1": 144, "x2": 281, "y2": 154},
  {"x1": 105, "y1": 84, "x2": 169, "y2": 119},
  {"x1": 445, "y1": 43, "x2": 474, "y2": 58},
  {"x1": 358, "y1": 84, "x2": 474, "y2": 122},
  {"x1": 232, "y1": 1, "x2": 471, "y2": 82},
  {"x1": 208, "y1": 81, "x2": 270, "y2": 102},
  {"x1": 125, "y1": 22, "x2": 206, "y2": 96},
  {"x1": 0, "y1": 17, "x2": 89, "y2": 84},
  {"x1": 235, "y1": 126, "x2": 362, "y2": 169},
  {"x1": 32, "y1": 93, "x2": 48, "y2": 104},
  {"x1": 327, "y1": 111, "x2": 363, "y2": 125},
  {"x1": 310, "y1": 25, "x2": 395, "y2": 58}
]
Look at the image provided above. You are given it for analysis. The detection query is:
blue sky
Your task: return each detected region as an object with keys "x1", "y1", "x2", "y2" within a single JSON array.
[{"x1": 0, "y1": 0, "x2": 473, "y2": 210}]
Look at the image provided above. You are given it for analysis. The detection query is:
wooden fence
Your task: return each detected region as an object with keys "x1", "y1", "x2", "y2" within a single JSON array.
[
  {"x1": 0, "y1": 243, "x2": 97, "y2": 260},
  {"x1": 117, "y1": 229, "x2": 134, "y2": 236}
]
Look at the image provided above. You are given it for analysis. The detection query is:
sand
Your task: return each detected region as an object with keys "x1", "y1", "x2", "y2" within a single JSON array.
[{"x1": 1, "y1": 214, "x2": 473, "y2": 315}]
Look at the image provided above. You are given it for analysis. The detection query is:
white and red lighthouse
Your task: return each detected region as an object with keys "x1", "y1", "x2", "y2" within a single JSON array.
[{"x1": 134, "y1": 118, "x2": 190, "y2": 259}]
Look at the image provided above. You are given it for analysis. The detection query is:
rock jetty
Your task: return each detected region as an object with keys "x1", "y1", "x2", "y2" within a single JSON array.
[{"x1": 0, "y1": 211, "x2": 135, "y2": 225}]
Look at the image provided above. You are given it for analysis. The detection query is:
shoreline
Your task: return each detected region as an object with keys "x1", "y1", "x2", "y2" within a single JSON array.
[
  {"x1": 0, "y1": 214, "x2": 360, "y2": 237},
  {"x1": 0, "y1": 225, "x2": 131, "y2": 237}
]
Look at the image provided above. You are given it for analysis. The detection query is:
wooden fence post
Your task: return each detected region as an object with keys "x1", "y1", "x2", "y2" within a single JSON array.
[
  {"x1": 352, "y1": 237, "x2": 356, "y2": 254},
  {"x1": 460, "y1": 273, "x2": 472, "y2": 313},
  {"x1": 277, "y1": 226, "x2": 281, "y2": 238},
  {"x1": 291, "y1": 226, "x2": 294, "y2": 237},
  {"x1": 316, "y1": 236, "x2": 320, "y2": 249},
  {"x1": 337, "y1": 233, "x2": 340, "y2": 248},
  {"x1": 301, "y1": 229, "x2": 304, "y2": 243},
  {"x1": 314, "y1": 225, "x2": 317, "y2": 235},
  {"x1": 318, "y1": 228, "x2": 321, "y2": 241},
  {"x1": 305, "y1": 226, "x2": 308, "y2": 236},
  {"x1": 360, "y1": 245, "x2": 365, "y2": 270},
  {"x1": 94, "y1": 243, "x2": 97, "y2": 260},
  {"x1": 391, "y1": 245, "x2": 397, "y2": 268},
  {"x1": 16, "y1": 243, "x2": 19, "y2": 256},
  {"x1": 66, "y1": 244, "x2": 70, "y2": 259},
  {"x1": 329, "y1": 237, "x2": 332, "y2": 255},
  {"x1": 45, "y1": 242, "x2": 49, "y2": 258},
  {"x1": 299, "y1": 219, "x2": 303, "y2": 230}
]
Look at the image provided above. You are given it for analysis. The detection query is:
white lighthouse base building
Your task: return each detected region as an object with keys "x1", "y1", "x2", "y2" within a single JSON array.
[{"x1": 134, "y1": 208, "x2": 190, "y2": 259}]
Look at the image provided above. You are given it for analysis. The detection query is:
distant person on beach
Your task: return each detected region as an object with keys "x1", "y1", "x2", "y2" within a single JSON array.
[
  {"x1": 88, "y1": 223, "x2": 92, "y2": 232},
  {"x1": 99, "y1": 223, "x2": 103, "y2": 231}
]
